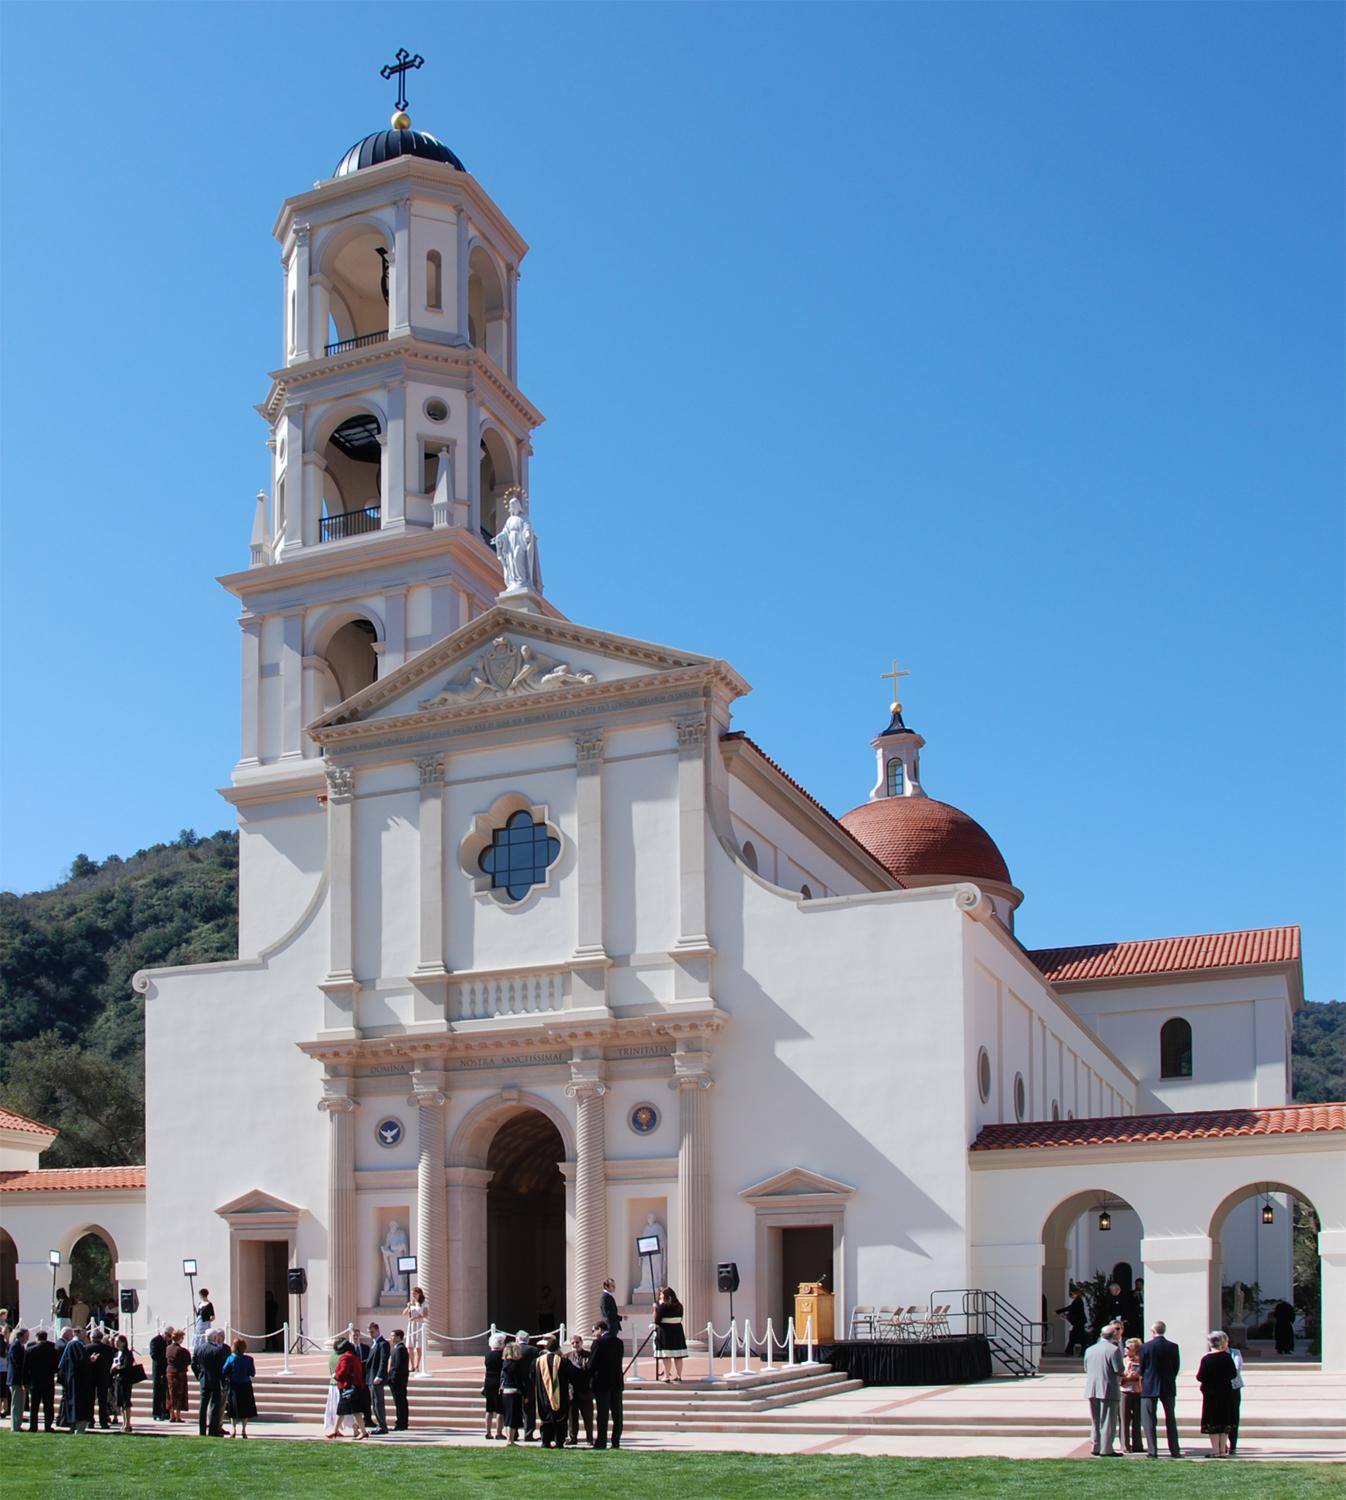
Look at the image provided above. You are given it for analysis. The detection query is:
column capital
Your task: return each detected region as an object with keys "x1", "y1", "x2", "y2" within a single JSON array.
[
  {"x1": 574, "y1": 729, "x2": 604, "y2": 770},
  {"x1": 417, "y1": 754, "x2": 446, "y2": 786},
  {"x1": 407, "y1": 1066, "x2": 448, "y2": 1109},
  {"x1": 673, "y1": 715, "x2": 706, "y2": 755},
  {"x1": 565, "y1": 1056, "x2": 607, "y2": 1098},
  {"x1": 318, "y1": 1094, "x2": 357, "y2": 1114},
  {"x1": 325, "y1": 764, "x2": 355, "y2": 802},
  {"x1": 565, "y1": 1079, "x2": 608, "y2": 1100},
  {"x1": 294, "y1": 221, "x2": 311, "y2": 247}
]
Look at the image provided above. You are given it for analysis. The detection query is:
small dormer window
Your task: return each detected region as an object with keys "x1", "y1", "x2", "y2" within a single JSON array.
[{"x1": 886, "y1": 759, "x2": 904, "y2": 797}]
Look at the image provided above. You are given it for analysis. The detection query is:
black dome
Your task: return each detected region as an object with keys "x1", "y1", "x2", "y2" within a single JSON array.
[{"x1": 334, "y1": 128, "x2": 465, "y2": 178}]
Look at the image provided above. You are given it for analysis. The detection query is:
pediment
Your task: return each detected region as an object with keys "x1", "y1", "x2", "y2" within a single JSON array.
[
  {"x1": 308, "y1": 604, "x2": 747, "y2": 744},
  {"x1": 215, "y1": 1188, "x2": 303, "y2": 1221},
  {"x1": 739, "y1": 1167, "x2": 857, "y2": 1204}
]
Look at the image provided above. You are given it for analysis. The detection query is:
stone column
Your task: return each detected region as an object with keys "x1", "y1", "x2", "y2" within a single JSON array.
[
  {"x1": 309, "y1": 273, "x2": 332, "y2": 358},
  {"x1": 408, "y1": 1070, "x2": 448, "y2": 1352},
  {"x1": 318, "y1": 1082, "x2": 358, "y2": 1337},
  {"x1": 566, "y1": 1057, "x2": 609, "y2": 1334},
  {"x1": 390, "y1": 198, "x2": 412, "y2": 336},
  {"x1": 302, "y1": 451, "x2": 326, "y2": 547},
  {"x1": 454, "y1": 206, "x2": 470, "y2": 343},
  {"x1": 670, "y1": 1048, "x2": 714, "y2": 1339}
]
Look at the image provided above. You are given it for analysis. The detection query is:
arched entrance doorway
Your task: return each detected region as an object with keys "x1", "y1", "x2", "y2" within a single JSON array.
[
  {"x1": 1042, "y1": 1189, "x2": 1146, "y2": 1351},
  {"x1": 68, "y1": 1227, "x2": 118, "y2": 1321},
  {"x1": 1211, "y1": 1182, "x2": 1322, "y2": 1359},
  {"x1": 486, "y1": 1110, "x2": 566, "y2": 1334}
]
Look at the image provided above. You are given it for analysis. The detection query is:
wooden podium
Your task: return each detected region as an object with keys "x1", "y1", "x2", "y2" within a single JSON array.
[{"x1": 794, "y1": 1282, "x2": 835, "y2": 1343}]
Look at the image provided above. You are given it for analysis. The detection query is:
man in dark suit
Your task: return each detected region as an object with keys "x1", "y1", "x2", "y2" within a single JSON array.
[
  {"x1": 1140, "y1": 1320, "x2": 1182, "y2": 1458},
  {"x1": 192, "y1": 1328, "x2": 229, "y2": 1436},
  {"x1": 387, "y1": 1329, "x2": 410, "y2": 1430},
  {"x1": 6, "y1": 1327, "x2": 28, "y2": 1433},
  {"x1": 86, "y1": 1329, "x2": 114, "y2": 1428},
  {"x1": 513, "y1": 1329, "x2": 542, "y2": 1439},
  {"x1": 599, "y1": 1279, "x2": 623, "y2": 1339},
  {"x1": 25, "y1": 1331, "x2": 58, "y2": 1432},
  {"x1": 364, "y1": 1322, "x2": 390, "y2": 1433},
  {"x1": 589, "y1": 1319, "x2": 624, "y2": 1450},
  {"x1": 149, "y1": 1328, "x2": 169, "y2": 1420}
]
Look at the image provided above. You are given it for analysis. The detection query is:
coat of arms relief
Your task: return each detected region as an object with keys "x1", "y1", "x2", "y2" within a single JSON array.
[{"x1": 419, "y1": 636, "x2": 597, "y2": 709}]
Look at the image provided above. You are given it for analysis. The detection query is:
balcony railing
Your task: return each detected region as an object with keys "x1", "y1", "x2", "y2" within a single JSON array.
[
  {"x1": 324, "y1": 329, "x2": 389, "y2": 357},
  {"x1": 319, "y1": 506, "x2": 381, "y2": 543},
  {"x1": 453, "y1": 970, "x2": 571, "y2": 1021}
]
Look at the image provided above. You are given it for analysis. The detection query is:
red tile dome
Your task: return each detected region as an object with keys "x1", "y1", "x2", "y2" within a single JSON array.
[{"x1": 839, "y1": 796, "x2": 1013, "y2": 890}]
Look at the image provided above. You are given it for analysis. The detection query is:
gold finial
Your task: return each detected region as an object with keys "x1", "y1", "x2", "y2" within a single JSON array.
[
  {"x1": 881, "y1": 657, "x2": 910, "y2": 713},
  {"x1": 391, "y1": 110, "x2": 411, "y2": 130}
]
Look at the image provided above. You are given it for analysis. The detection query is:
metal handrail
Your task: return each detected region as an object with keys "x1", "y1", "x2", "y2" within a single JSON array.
[
  {"x1": 319, "y1": 505, "x2": 381, "y2": 542},
  {"x1": 324, "y1": 329, "x2": 390, "y2": 357},
  {"x1": 928, "y1": 1287, "x2": 1047, "y2": 1377}
]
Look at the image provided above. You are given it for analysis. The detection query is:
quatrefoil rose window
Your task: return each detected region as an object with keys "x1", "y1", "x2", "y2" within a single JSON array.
[{"x1": 460, "y1": 793, "x2": 563, "y2": 907}]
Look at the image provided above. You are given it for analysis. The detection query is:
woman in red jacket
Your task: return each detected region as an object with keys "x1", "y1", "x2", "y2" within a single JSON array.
[{"x1": 333, "y1": 1339, "x2": 369, "y2": 1440}]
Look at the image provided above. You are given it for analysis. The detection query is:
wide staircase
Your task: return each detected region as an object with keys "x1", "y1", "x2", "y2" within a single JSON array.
[{"x1": 252, "y1": 1362, "x2": 863, "y2": 1436}]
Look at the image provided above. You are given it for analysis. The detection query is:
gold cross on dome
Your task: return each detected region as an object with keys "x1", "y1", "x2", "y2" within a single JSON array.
[{"x1": 881, "y1": 658, "x2": 910, "y2": 712}]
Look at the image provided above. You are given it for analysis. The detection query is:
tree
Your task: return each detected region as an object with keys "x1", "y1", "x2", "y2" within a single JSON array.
[{"x1": 0, "y1": 1033, "x2": 143, "y2": 1167}]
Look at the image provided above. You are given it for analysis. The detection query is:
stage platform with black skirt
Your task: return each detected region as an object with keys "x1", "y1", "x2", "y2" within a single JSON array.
[{"x1": 798, "y1": 1336, "x2": 993, "y2": 1385}]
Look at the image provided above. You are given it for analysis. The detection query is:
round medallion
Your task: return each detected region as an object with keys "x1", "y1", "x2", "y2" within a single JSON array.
[
  {"x1": 628, "y1": 1102, "x2": 659, "y2": 1135},
  {"x1": 375, "y1": 1117, "x2": 404, "y2": 1148}
]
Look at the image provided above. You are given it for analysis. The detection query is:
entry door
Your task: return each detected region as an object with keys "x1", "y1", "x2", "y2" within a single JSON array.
[{"x1": 779, "y1": 1226, "x2": 833, "y2": 1334}]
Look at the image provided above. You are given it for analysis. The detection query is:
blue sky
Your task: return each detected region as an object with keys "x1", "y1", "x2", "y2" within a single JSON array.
[{"x1": 1, "y1": 2, "x2": 1342, "y2": 999}]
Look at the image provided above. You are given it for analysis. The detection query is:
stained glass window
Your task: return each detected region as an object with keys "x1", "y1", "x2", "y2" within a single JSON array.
[{"x1": 478, "y1": 810, "x2": 560, "y2": 902}]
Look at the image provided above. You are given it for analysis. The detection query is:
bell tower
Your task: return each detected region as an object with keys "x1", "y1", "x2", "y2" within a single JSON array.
[{"x1": 220, "y1": 55, "x2": 546, "y2": 785}]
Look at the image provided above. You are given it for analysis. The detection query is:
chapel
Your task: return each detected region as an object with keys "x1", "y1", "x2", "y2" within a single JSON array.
[{"x1": 1, "y1": 70, "x2": 1342, "y2": 1376}]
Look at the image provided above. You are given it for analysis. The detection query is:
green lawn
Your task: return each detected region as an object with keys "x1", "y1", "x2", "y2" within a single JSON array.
[{"x1": 1, "y1": 1435, "x2": 1340, "y2": 1499}]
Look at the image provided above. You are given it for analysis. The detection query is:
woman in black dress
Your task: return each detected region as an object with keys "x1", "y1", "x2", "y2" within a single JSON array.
[
  {"x1": 654, "y1": 1286, "x2": 688, "y2": 1382},
  {"x1": 482, "y1": 1332, "x2": 505, "y2": 1439},
  {"x1": 1272, "y1": 1300, "x2": 1296, "y2": 1355},
  {"x1": 110, "y1": 1334, "x2": 137, "y2": 1432},
  {"x1": 1196, "y1": 1331, "x2": 1238, "y2": 1458},
  {"x1": 499, "y1": 1340, "x2": 527, "y2": 1445}
]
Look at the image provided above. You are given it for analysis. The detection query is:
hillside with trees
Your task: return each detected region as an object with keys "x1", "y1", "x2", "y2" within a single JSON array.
[{"x1": 1, "y1": 835, "x2": 1342, "y2": 1165}]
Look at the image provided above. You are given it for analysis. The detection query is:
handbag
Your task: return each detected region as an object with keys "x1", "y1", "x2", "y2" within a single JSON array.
[{"x1": 128, "y1": 1363, "x2": 148, "y2": 1385}]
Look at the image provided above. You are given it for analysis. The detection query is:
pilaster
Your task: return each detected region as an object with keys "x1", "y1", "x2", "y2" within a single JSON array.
[
  {"x1": 318, "y1": 1079, "x2": 358, "y2": 1336},
  {"x1": 412, "y1": 754, "x2": 451, "y2": 1015},
  {"x1": 446, "y1": 1166, "x2": 493, "y2": 1341},
  {"x1": 239, "y1": 615, "x2": 261, "y2": 765},
  {"x1": 322, "y1": 764, "x2": 358, "y2": 1021},
  {"x1": 391, "y1": 197, "x2": 412, "y2": 336},
  {"x1": 671, "y1": 714, "x2": 712, "y2": 998},
  {"x1": 572, "y1": 731, "x2": 609, "y2": 1000},
  {"x1": 279, "y1": 611, "x2": 305, "y2": 758},
  {"x1": 670, "y1": 1046, "x2": 714, "y2": 1337},
  {"x1": 292, "y1": 222, "x2": 312, "y2": 361}
]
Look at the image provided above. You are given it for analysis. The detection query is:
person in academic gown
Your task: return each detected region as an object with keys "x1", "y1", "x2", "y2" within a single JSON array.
[
  {"x1": 148, "y1": 1328, "x2": 169, "y2": 1419},
  {"x1": 533, "y1": 1338, "x2": 570, "y2": 1448},
  {"x1": 1056, "y1": 1290, "x2": 1088, "y2": 1356},
  {"x1": 57, "y1": 1329, "x2": 95, "y2": 1432},
  {"x1": 599, "y1": 1279, "x2": 623, "y2": 1338}
]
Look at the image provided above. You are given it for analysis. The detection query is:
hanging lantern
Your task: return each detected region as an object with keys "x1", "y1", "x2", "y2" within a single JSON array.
[
  {"x1": 1098, "y1": 1205, "x2": 1112, "y2": 1232},
  {"x1": 1262, "y1": 1198, "x2": 1275, "y2": 1225}
]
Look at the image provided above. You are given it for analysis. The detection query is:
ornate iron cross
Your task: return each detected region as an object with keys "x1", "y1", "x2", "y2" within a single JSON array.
[{"x1": 380, "y1": 48, "x2": 424, "y2": 112}]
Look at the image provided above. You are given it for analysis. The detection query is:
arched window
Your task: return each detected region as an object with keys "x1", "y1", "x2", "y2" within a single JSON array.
[
  {"x1": 976, "y1": 1047, "x2": 992, "y2": 1103},
  {"x1": 1160, "y1": 1018, "x2": 1193, "y2": 1079},
  {"x1": 426, "y1": 250, "x2": 443, "y2": 311},
  {"x1": 886, "y1": 759, "x2": 904, "y2": 796},
  {"x1": 741, "y1": 840, "x2": 758, "y2": 874}
]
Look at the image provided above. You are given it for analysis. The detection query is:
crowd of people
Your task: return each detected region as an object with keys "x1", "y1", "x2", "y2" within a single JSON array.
[{"x1": 1081, "y1": 1319, "x2": 1249, "y2": 1459}]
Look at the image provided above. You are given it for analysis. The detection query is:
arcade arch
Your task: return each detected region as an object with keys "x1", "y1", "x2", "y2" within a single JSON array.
[
  {"x1": 467, "y1": 245, "x2": 509, "y2": 369},
  {"x1": 478, "y1": 426, "x2": 517, "y2": 544},
  {"x1": 1209, "y1": 1180, "x2": 1321, "y2": 1355},
  {"x1": 67, "y1": 1225, "x2": 118, "y2": 1307},
  {"x1": 1042, "y1": 1188, "x2": 1145, "y2": 1347}
]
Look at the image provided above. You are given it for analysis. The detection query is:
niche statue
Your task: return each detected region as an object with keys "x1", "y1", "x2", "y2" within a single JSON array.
[{"x1": 379, "y1": 1218, "x2": 409, "y2": 1297}]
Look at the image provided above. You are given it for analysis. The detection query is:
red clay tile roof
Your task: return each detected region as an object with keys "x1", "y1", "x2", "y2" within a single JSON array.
[
  {"x1": 720, "y1": 732, "x2": 904, "y2": 881},
  {"x1": 1028, "y1": 926, "x2": 1300, "y2": 983},
  {"x1": 839, "y1": 795, "x2": 1013, "y2": 888},
  {"x1": 0, "y1": 1166, "x2": 145, "y2": 1193},
  {"x1": 972, "y1": 1102, "x2": 1344, "y2": 1152},
  {"x1": 0, "y1": 1107, "x2": 57, "y2": 1137}
]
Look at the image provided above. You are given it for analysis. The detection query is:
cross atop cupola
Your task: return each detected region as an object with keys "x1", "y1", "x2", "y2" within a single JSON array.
[{"x1": 868, "y1": 656, "x2": 927, "y2": 801}]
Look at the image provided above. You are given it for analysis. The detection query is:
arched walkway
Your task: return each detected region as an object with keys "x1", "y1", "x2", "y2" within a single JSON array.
[
  {"x1": 0, "y1": 1228, "x2": 17, "y2": 1317},
  {"x1": 67, "y1": 1226, "x2": 118, "y2": 1314},
  {"x1": 1041, "y1": 1188, "x2": 1145, "y2": 1350},
  {"x1": 1209, "y1": 1181, "x2": 1322, "y2": 1359}
]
